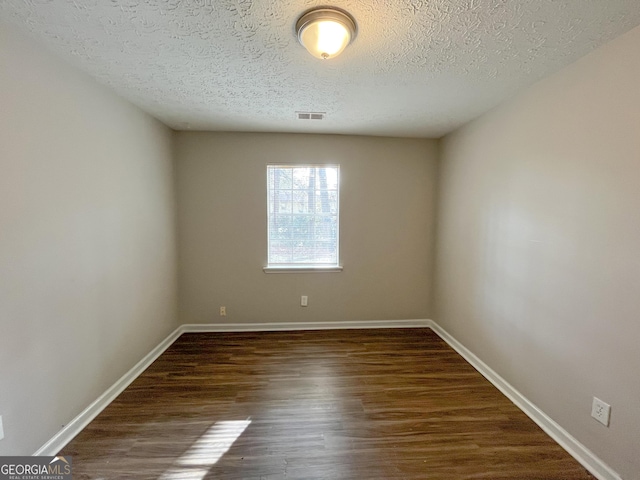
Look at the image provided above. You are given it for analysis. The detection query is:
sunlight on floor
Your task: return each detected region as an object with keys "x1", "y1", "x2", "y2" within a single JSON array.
[{"x1": 159, "y1": 419, "x2": 251, "y2": 480}]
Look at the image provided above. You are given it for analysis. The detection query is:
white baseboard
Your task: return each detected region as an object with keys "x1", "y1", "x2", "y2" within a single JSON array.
[
  {"x1": 34, "y1": 318, "x2": 622, "y2": 480},
  {"x1": 33, "y1": 325, "x2": 185, "y2": 456},
  {"x1": 182, "y1": 319, "x2": 431, "y2": 332},
  {"x1": 428, "y1": 320, "x2": 622, "y2": 480}
]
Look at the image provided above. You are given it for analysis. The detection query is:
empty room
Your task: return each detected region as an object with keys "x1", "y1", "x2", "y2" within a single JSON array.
[{"x1": 1, "y1": 1, "x2": 639, "y2": 479}]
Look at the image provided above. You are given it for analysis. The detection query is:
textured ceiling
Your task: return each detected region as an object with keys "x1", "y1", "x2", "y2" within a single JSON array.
[{"x1": 2, "y1": 0, "x2": 640, "y2": 137}]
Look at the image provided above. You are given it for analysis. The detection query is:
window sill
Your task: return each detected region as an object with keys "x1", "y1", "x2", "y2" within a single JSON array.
[{"x1": 263, "y1": 266, "x2": 343, "y2": 273}]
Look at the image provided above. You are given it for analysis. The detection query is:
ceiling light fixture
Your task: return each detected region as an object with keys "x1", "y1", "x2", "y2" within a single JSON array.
[{"x1": 296, "y1": 7, "x2": 357, "y2": 60}]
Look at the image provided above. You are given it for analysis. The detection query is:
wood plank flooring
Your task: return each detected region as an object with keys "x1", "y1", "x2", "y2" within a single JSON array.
[{"x1": 60, "y1": 329, "x2": 595, "y2": 479}]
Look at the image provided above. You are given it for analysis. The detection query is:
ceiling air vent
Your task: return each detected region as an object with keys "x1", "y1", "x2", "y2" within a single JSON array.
[{"x1": 297, "y1": 111, "x2": 325, "y2": 120}]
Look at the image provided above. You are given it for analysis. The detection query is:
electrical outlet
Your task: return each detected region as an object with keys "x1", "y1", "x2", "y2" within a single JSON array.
[
  {"x1": 220, "y1": 306, "x2": 226, "y2": 316},
  {"x1": 0, "y1": 415, "x2": 4, "y2": 440},
  {"x1": 591, "y1": 397, "x2": 611, "y2": 427},
  {"x1": 301, "y1": 296, "x2": 308, "y2": 307}
]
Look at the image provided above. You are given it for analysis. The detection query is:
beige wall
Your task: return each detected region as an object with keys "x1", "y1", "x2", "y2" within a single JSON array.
[
  {"x1": 0, "y1": 23, "x2": 178, "y2": 455},
  {"x1": 175, "y1": 132, "x2": 437, "y2": 324},
  {"x1": 435, "y1": 25, "x2": 640, "y2": 478}
]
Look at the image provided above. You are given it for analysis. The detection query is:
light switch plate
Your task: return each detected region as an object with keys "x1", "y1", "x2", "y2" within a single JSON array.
[{"x1": 0, "y1": 415, "x2": 4, "y2": 440}]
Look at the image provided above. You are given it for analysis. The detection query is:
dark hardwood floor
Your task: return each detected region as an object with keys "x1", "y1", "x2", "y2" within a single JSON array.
[{"x1": 61, "y1": 328, "x2": 595, "y2": 479}]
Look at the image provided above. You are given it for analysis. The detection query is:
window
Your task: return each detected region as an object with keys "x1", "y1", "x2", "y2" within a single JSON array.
[{"x1": 266, "y1": 164, "x2": 341, "y2": 271}]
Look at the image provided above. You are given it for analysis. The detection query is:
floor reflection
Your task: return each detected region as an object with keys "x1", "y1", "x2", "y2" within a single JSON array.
[{"x1": 159, "y1": 419, "x2": 251, "y2": 480}]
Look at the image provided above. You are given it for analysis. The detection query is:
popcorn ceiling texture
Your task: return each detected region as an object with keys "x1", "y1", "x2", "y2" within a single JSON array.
[{"x1": 2, "y1": 0, "x2": 640, "y2": 137}]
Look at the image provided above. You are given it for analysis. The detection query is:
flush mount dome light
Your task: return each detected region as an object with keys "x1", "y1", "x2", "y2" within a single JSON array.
[{"x1": 296, "y1": 7, "x2": 357, "y2": 60}]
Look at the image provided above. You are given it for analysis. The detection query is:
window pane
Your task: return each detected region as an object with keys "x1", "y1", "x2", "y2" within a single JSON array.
[
  {"x1": 272, "y1": 214, "x2": 292, "y2": 238},
  {"x1": 276, "y1": 168, "x2": 292, "y2": 189},
  {"x1": 292, "y1": 167, "x2": 310, "y2": 190},
  {"x1": 269, "y1": 240, "x2": 292, "y2": 263},
  {"x1": 267, "y1": 165, "x2": 340, "y2": 267},
  {"x1": 292, "y1": 190, "x2": 308, "y2": 214}
]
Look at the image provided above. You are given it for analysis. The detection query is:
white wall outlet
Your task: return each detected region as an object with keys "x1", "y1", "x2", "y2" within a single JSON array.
[
  {"x1": 301, "y1": 295, "x2": 308, "y2": 307},
  {"x1": 220, "y1": 306, "x2": 226, "y2": 316},
  {"x1": 591, "y1": 397, "x2": 611, "y2": 427},
  {"x1": 0, "y1": 415, "x2": 4, "y2": 440}
]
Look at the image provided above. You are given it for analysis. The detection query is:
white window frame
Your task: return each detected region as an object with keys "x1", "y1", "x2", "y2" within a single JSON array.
[{"x1": 264, "y1": 164, "x2": 342, "y2": 273}]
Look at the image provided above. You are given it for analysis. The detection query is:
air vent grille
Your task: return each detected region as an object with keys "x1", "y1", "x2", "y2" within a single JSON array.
[{"x1": 297, "y1": 111, "x2": 325, "y2": 120}]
